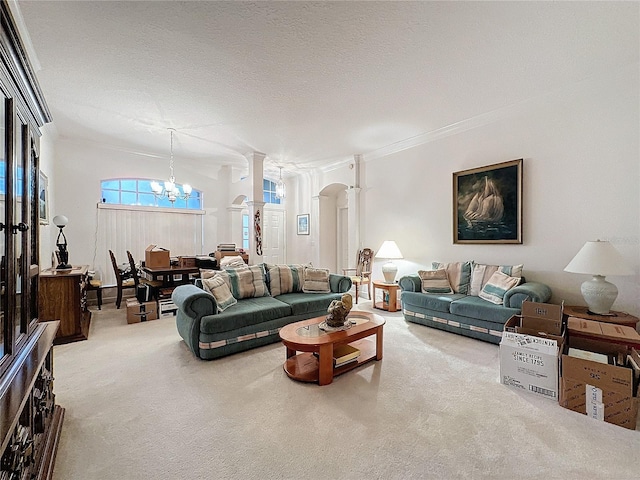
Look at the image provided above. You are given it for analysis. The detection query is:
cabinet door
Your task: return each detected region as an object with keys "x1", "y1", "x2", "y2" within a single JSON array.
[{"x1": 0, "y1": 96, "x2": 5, "y2": 362}]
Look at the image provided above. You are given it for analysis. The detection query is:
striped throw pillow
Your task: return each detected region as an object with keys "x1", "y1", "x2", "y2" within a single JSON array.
[
  {"x1": 418, "y1": 269, "x2": 453, "y2": 294},
  {"x1": 478, "y1": 271, "x2": 521, "y2": 305},
  {"x1": 268, "y1": 264, "x2": 305, "y2": 296},
  {"x1": 432, "y1": 261, "x2": 473, "y2": 294},
  {"x1": 202, "y1": 275, "x2": 238, "y2": 312},
  {"x1": 216, "y1": 264, "x2": 270, "y2": 299},
  {"x1": 302, "y1": 267, "x2": 331, "y2": 293},
  {"x1": 469, "y1": 264, "x2": 523, "y2": 296}
]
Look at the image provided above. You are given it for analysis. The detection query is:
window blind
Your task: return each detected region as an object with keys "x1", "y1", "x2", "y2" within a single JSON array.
[{"x1": 95, "y1": 204, "x2": 204, "y2": 286}]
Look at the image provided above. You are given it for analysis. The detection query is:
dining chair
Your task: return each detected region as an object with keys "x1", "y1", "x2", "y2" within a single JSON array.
[
  {"x1": 126, "y1": 250, "x2": 163, "y2": 300},
  {"x1": 109, "y1": 249, "x2": 136, "y2": 309},
  {"x1": 342, "y1": 247, "x2": 374, "y2": 304}
]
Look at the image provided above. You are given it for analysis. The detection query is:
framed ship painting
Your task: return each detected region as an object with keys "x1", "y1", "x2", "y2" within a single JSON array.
[{"x1": 453, "y1": 159, "x2": 522, "y2": 244}]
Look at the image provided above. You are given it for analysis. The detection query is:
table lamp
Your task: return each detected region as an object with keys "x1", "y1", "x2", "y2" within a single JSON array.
[
  {"x1": 376, "y1": 240, "x2": 403, "y2": 283},
  {"x1": 564, "y1": 239, "x2": 633, "y2": 315},
  {"x1": 53, "y1": 214, "x2": 72, "y2": 270}
]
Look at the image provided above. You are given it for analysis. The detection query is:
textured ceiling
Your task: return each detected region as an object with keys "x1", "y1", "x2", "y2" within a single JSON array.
[{"x1": 15, "y1": 1, "x2": 639, "y2": 175}]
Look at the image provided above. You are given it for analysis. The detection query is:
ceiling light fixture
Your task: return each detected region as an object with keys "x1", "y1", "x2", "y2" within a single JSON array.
[
  {"x1": 275, "y1": 166, "x2": 286, "y2": 199},
  {"x1": 151, "y1": 128, "x2": 192, "y2": 204}
]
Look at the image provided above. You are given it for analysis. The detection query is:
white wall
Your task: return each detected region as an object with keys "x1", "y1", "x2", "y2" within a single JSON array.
[
  {"x1": 38, "y1": 124, "x2": 57, "y2": 269},
  {"x1": 357, "y1": 66, "x2": 639, "y2": 316}
]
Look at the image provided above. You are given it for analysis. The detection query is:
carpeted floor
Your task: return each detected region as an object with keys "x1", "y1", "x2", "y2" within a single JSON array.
[{"x1": 51, "y1": 301, "x2": 639, "y2": 480}]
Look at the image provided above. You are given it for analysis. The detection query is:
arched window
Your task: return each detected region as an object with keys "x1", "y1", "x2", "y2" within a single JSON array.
[{"x1": 101, "y1": 178, "x2": 202, "y2": 210}]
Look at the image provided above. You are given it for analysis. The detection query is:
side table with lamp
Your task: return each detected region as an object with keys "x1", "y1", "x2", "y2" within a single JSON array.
[
  {"x1": 563, "y1": 239, "x2": 637, "y2": 328},
  {"x1": 374, "y1": 241, "x2": 403, "y2": 312}
]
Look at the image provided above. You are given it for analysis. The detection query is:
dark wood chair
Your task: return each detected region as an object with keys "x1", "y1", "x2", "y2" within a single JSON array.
[
  {"x1": 342, "y1": 248, "x2": 374, "y2": 304},
  {"x1": 126, "y1": 250, "x2": 163, "y2": 300},
  {"x1": 109, "y1": 249, "x2": 136, "y2": 309}
]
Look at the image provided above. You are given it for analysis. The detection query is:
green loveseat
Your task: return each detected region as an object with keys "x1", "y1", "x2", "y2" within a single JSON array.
[
  {"x1": 172, "y1": 271, "x2": 352, "y2": 360},
  {"x1": 399, "y1": 262, "x2": 552, "y2": 344}
]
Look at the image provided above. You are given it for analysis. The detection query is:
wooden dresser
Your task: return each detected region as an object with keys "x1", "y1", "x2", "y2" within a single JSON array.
[{"x1": 39, "y1": 265, "x2": 91, "y2": 345}]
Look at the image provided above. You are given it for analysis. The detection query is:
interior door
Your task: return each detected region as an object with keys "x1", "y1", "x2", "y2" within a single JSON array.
[{"x1": 262, "y1": 208, "x2": 284, "y2": 264}]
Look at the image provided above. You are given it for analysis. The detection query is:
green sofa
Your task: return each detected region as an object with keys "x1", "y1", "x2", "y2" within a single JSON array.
[
  {"x1": 172, "y1": 272, "x2": 352, "y2": 360},
  {"x1": 399, "y1": 264, "x2": 552, "y2": 344}
]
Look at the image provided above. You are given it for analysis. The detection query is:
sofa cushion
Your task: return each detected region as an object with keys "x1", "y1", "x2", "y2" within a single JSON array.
[
  {"x1": 267, "y1": 264, "x2": 305, "y2": 296},
  {"x1": 302, "y1": 267, "x2": 331, "y2": 293},
  {"x1": 220, "y1": 255, "x2": 247, "y2": 268},
  {"x1": 478, "y1": 271, "x2": 521, "y2": 305},
  {"x1": 216, "y1": 264, "x2": 270, "y2": 299},
  {"x1": 469, "y1": 263, "x2": 523, "y2": 296},
  {"x1": 400, "y1": 291, "x2": 466, "y2": 314},
  {"x1": 418, "y1": 269, "x2": 453, "y2": 294},
  {"x1": 199, "y1": 296, "x2": 292, "y2": 334},
  {"x1": 201, "y1": 276, "x2": 237, "y2": 312},
  {"x1": 449, "y1": 295, "x2": 521, "y2": 324},
  {"x1": 432, "y1": 261, "x2": 472, "y2": 294},
  {"x1": 276, "y1": 291, "x2": 343, "y2": 316}
]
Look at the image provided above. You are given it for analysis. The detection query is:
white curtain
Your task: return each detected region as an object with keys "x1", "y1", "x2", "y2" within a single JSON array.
[{"x1": 95, "y1": 205, "x2": 204, "y2": 286}]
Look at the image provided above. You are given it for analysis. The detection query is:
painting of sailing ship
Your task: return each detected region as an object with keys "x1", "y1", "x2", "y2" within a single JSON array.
[{"x1": 453, "y1": 159, "x2": 522, "y2": 244}]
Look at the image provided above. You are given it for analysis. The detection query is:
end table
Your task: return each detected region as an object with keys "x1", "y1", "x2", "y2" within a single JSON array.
[
  {"x1": 372, "y1": 280, "x2": 401, "y2": 312},
  {"x1": 563, "y1": 305, "x2": 639, "y2": 329}
]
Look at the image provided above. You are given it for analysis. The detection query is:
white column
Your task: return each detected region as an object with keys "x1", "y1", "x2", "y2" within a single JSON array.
[
  {"x1": 246, "y1": 151, "x2": 266, "y2": 264},
  {"x1": 346, "y1": 186, "x2": 361, "y2": 268}
]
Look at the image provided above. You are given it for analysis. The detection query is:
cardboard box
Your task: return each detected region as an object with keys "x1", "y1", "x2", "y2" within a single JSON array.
[
  {"x1": 500, "y1": 301, "x2": 565, "y2": 400},
  {"x1": 126, "y1": 298, "x2": 158, "y2": 324},
  {"x1": 145, "y1": 245, "x2": 170, "y2": 268},
  {"x1": 158, "y1": 299, "x2": 178, "y2": 318},
  {"x1": 519, "y1": 301, "x2": 564, "y2": 336},
  {"x1": 567, "y1": 317, "x2": 640, "y2": 349},
  {"x1": 178, "y1": 256, "x2": 197, "y2": 267},
  {"x1": 559, "y1": 334, "x2": 639, "y2": 430}
]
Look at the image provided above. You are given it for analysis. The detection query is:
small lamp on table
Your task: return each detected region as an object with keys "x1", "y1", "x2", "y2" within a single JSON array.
[
  {"x1": 563, "y1": 239, "x2": 633, "y2": 315},
  {"x1": 375, "y1": 240, "x2": 404, "y2": 283}
]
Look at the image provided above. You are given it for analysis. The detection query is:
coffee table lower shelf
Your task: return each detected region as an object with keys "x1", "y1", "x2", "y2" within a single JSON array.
[{"x1": 283, "y1": 339, "x2": 376, "y2": 383}]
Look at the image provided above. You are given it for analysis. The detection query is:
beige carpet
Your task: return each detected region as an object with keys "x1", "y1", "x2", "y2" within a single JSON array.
[{"x1": 51, "y1": 302, "x2": 639, "y2": 480}]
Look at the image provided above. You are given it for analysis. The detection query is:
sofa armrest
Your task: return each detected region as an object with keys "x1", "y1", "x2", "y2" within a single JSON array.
[
  {"x1": 399, "y1": 275, "x2": 421, "y2": 292},
  {"x1": 172, "y1": 284, "x2": 217, "y2": 318},
  {"x1": 504, "y1": 281, "x2": 552, "y2": 309},
  {"x1": 330, "y1": 274, "x2": 353, "y2": 293}
]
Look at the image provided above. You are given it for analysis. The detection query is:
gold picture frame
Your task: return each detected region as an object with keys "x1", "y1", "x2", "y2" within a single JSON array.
[{"x1": 453, "y1": 159, "x2": 523, "y2": 244}]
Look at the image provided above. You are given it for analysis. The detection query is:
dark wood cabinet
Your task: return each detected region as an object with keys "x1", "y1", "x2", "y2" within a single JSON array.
[
  {"x1": 39, "y1": 265, "x2": 91, "y2": 344},
  {"x1": 0, "y1": 0, "x2": 62, "y2": 478}
]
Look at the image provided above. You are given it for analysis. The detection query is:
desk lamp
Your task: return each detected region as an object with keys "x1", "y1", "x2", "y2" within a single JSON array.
[
  {"x1": 564, "y1": 240, "x2": 633, "y2": 315},
  {"x1": 53, "y1": 215, "x2": 72, "y2": 270}
]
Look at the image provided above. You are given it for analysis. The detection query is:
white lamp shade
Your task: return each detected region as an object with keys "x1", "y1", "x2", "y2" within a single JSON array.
[
  {"x1": 564, "y1": 240, "x2": 633, "y2": 276},
  {"x1": 375, "y1": 241, "x2": 404, "y2": 259}
]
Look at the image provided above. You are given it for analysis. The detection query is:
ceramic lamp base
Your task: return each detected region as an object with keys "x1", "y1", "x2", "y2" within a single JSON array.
[
  {"x1": 581, "y1": 275, "x2": 618, "y2": 315},
  {"x1": 382, "y1": 261, "x2": 397, "y2": 284}
]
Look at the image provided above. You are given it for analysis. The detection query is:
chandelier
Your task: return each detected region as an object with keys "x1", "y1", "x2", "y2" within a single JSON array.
[
  {"x1": 151, "y1": 128, "x2": 192, "y2": 203},
  {"x1": 275, "y1": 166, "x2": 286, "y2": 199}
]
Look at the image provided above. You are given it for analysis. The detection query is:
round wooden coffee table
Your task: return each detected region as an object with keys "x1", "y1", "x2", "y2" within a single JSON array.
[{"x1": 279, "y1": 311, "x2": 385, "y2": 386}]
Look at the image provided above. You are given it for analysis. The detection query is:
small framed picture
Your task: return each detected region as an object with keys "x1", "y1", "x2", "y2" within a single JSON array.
[
  {"x1": 297, "y1": 214, "x2": 310, "y2": 235},
  {"x1": 39, "y1": 170, "x2": 49, "y2": 225}
]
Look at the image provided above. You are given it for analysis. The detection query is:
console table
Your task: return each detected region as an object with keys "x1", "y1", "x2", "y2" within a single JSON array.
[
  {"x1": 563, "y1": 305, "x2": 639, "y2": 329},
  {"x1": 39, "y1": 265, "x2": 91, "y2": 345}
]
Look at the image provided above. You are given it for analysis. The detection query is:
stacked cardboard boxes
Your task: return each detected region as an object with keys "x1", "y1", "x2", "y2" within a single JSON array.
[
  {"x1": 500, "y1": 302, "x2": 565, "y2": 400},
  {"x1": 559, "y1": 317, "x2": 640, "y2": 430}
]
